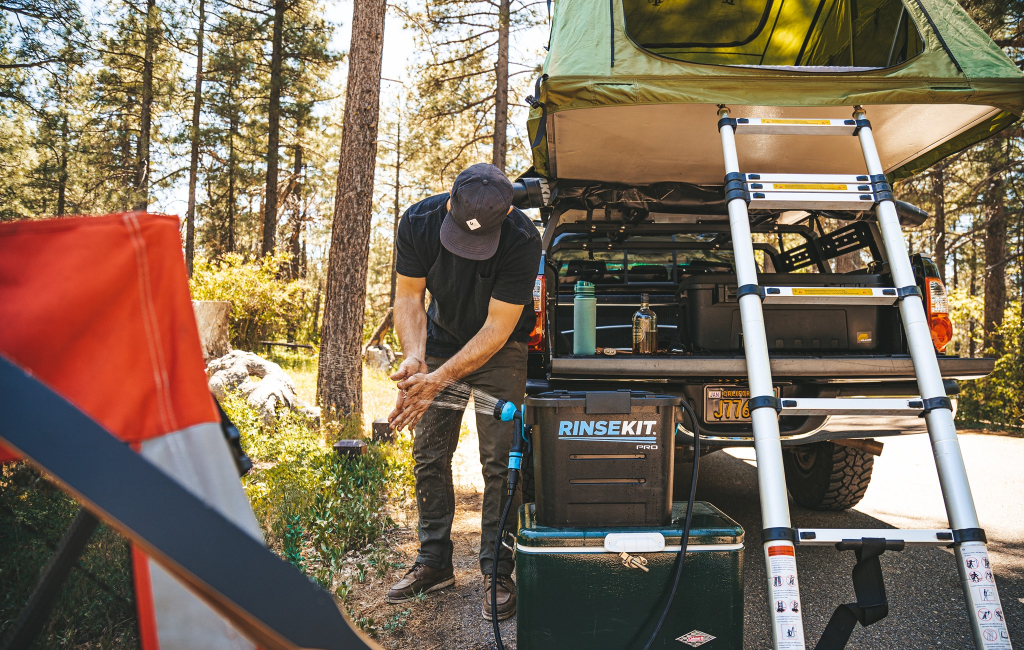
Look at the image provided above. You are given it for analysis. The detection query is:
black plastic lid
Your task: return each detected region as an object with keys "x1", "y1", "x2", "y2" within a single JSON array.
[{"x1": 526, "y1": 390, "x2": 681, "y2": 414}]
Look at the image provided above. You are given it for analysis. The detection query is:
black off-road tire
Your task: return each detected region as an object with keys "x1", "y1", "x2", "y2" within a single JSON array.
[{"x1": 782, "y1": 442, "x2": 874, "y2": 511}]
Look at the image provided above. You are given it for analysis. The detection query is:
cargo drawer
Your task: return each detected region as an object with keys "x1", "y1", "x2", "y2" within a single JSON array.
[{"x1": 684, "y1": 273, "x2": 897, "y2": 352}]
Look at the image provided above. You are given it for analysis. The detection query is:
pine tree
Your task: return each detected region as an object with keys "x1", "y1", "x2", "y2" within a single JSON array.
[
  {"x1": 318, "y1": 0, "x2": 387, "y2": 416},
  {"x1": 401, "y1": 0, "x2": 542, "y2": 189}
]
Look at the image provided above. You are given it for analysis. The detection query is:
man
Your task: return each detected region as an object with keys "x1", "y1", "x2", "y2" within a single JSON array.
[{"x1": 385, "y1": 163, "x2": 541, "y2": 622}]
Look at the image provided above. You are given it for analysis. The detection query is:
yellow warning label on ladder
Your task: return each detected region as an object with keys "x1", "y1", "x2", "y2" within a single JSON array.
[
  {"x1": 770, "y1": 183, "x2": 850, "y2": 191},
  {"x1": 760, "y1": 118, "x2": 832, "y2": 125},
  {"x1": 792, "y1": 288, "x2": 873, "y2": 296}
]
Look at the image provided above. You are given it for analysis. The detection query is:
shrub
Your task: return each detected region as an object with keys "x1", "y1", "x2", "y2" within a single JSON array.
[
  {"x1": 958, "y1": 303, "x2": 1024, "y2": 430},
  {"x1": 222, "y1": 392, "x2": 414, "y2": 593},
  {"x1": 190, "y1": 253, "x2": 315, "y2": 349}
]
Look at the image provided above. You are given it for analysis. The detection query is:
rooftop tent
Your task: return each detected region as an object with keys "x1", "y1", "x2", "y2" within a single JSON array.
[{"x1": 527, "y1": 0, "x2": 1024, "y2": 185}]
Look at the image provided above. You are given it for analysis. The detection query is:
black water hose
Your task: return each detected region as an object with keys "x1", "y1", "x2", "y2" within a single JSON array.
[
  {"x1": 492, "y1": 495, "x2": 516, "y2": 650},
  {"x1": 640, "y1": 401, "x2": 700, "y2": 650},
  {"x1": 490, "y1": 401, "x2": 701, "y2": 650},
  {"x1": 491, "y1": 400, "x2": 525, "y2": 650}
]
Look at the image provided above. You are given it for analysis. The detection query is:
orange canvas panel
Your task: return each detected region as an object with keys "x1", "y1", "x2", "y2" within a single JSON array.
[{"x1": 0, "y1": 212, "x2": 217, "y2": 462}]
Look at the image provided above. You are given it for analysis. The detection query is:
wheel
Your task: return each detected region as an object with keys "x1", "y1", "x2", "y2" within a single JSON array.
[{"x1": 782, "y1": 441, "x2": 874, "y2": 511}]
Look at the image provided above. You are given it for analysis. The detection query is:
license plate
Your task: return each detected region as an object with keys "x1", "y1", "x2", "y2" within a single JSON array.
[{"x1": 703, "y1": 385, "x2": 779, "y2": 423}]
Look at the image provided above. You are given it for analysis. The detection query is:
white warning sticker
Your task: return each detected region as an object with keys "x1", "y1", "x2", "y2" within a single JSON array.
[
  {"x1": 767, "y1": 544, "x2": 805, "y2": 649},
  {"x1": 960, "y1": 543, "x2": 1012, "y2": 649}
]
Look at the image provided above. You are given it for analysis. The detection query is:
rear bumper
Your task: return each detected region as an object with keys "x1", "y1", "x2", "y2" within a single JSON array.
[{"x1": 548, "y1": 355, "x2": 994, "y2": 382}]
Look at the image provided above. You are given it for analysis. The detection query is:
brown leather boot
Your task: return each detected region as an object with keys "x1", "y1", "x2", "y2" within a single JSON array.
[
  {"x1": 481, "y1": 573, "x2": 517, "y2": 621},
  {"x1": 385, "y1": 563, "x2": 455, "y2": 604}
]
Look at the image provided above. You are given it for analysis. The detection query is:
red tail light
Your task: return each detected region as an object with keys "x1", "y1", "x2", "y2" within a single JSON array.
[
  {"x1": 527, "y1": 274, "x2": 545, "y2": 350},
  {"x1": 924, "y1": 276, "x2": 953, "y2": 353}
]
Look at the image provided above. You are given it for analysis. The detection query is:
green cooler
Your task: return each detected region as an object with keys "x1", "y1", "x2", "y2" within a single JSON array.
[{"x1": 515, "y1": 501, "x2": 744, "y2": 649}]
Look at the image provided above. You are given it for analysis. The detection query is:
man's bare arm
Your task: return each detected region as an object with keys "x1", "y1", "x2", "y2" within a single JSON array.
[
  {"x1": 391, "y1": 274, "x2": 428, "y2": 380},
  {"x1": 432, "y1": 298, "x2": 524, "y2": 385},
  {"x1": 390, "y1": 297, "x2": 525, "y2": 431},
  {"x1": 387, "y1": 274, "x2": 429, "y2": 427}
]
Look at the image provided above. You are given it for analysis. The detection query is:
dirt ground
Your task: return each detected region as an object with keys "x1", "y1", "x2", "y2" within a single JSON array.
[{"x1": 347, "y1": 409, "x2": 515, "y2": 650}]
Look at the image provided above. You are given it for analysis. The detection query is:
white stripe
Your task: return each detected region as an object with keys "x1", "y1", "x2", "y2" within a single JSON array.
[
  {"x1": 516, "y1": 543, "x2": 744, "y2": 554},
  {"x1": 140, "y1": 423, "x2": 261, "y2": 650}
]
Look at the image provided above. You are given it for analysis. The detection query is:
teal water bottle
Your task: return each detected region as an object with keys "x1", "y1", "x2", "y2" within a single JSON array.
[{"x1": 573, "y1": 281, "x2": 596, "y2": 355}]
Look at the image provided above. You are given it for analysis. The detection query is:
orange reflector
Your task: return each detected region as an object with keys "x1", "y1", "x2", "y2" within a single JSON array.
[
  {"x1": 924, "y1": 277, "x2": 953, "y2": 352},
  {"x1": 528, "y1": 274, "x2": 545, "y2": 351}
]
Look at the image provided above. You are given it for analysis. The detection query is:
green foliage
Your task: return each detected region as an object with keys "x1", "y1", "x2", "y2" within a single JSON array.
[
  {"x1": 221, "y1": 391, "x2": 414, "y2": 596},
  {"x1": 190, "y1": 253, "x2": 316, "y2": 348},
  {"x1": 948, "y1": 286, "x2": 985, "y2": 358},
  {"x1": 0, "y1": 463, "x2": 137, "y2": 648},
  {"x1": 957, "y1": 303, "x2": 1024, "y2": 430}
]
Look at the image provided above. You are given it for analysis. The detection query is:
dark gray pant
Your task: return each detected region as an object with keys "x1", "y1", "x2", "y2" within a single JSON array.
[{"x1": 413, "y1": 340, "x2": 527, "y2": 576}]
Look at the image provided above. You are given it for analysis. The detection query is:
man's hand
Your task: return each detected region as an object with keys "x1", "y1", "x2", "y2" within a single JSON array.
[
  {"x1": 388, "y1": 356, "x2": 428, "y2": 428},
  {"x1": 391, "y1": 355, "x2": 427, "y2": 382},
  {"x1": 388, "y1": 370, "x2": 449, "y2": 432}
]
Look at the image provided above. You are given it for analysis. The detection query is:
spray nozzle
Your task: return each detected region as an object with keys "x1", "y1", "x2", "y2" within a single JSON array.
[{"x1": 494, "y1": 399, "x2": 518, "y2": 422}]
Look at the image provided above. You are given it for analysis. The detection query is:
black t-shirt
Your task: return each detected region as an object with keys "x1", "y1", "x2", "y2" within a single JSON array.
[{"x1": 396, "y1": 193, "x2": 542, "y2": 358}]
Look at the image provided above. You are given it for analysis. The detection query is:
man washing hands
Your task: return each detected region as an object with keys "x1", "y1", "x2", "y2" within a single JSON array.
[{"x1": 384, "y1": 163, "x2": 541, "y2": 623}]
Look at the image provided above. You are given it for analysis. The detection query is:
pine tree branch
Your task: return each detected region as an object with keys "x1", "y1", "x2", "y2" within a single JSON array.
[
  {"x1": 427, "y1": 40, "x2": 497, "y2": 67},
  {"x1": 429, "y1": 93, "x2": 496, "y2": 119},
  {"x1": 0, "y1": 58, "x2": 62, "y2": 69}
]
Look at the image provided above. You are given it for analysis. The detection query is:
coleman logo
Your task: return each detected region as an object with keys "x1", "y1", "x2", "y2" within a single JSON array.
[
  {"x1": 558, "y1": 420, "x2": 658, "y2": 443},
  {"x1": 677, "y1": 630, "x2": 716, "y2": 647}
]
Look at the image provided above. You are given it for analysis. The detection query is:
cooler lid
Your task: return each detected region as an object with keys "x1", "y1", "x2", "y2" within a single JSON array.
[{"x1": 517, "y1": 502, "x2": 744, "y2": 548}]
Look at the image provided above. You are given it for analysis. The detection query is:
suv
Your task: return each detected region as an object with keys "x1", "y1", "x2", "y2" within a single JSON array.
[{"x1": 513, "y1": 179, "x2": 994, "y2": 511}]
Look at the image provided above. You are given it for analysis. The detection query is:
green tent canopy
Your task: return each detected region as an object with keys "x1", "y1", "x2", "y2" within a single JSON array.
[{"x1": 527, "y1": 0, "x2": 1024, "y2": 184}]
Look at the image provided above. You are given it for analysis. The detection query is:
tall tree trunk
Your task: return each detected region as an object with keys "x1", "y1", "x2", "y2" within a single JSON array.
[
  {"x1": 227, "y1": 109, "x2": 237, "y2": 253},
  {"x1": 969, "y1": 236, "x2": 977, "y2": 358},
  {"x1": 491, "y1": 0, "x2": 510, "y2": 171},
  {"x1": 932, "y1": 162, "x2": 946, "y2": 282},
  {"x1": 57, "y1": 114, "x2": 68, "y2": 216},
  {"x1": 185, "y1": 0, "x2": 205, "y2": 275},
  {"x1": 983, "y1": 177, "x2": 1007, "y2": 353},
  {"x1": 262, "y1": 0, "x2": 286, "y2": 256},
  {"x1": 135, "y1": 0, "x2": 157, "y2": 211},
  {"x1": 389, "y1": 122, "x2": 401, "y2": 306},
  {"x1": 288, "y1": 143, "x2": 304, "y2": 278},
  {"x1": 317, "y1": 0, "x2": 387, "y2": 416}
]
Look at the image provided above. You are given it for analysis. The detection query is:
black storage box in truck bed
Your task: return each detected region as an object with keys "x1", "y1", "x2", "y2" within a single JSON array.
[{"x1": 684, "y1": 273, "x2": 901, "y2": 352}]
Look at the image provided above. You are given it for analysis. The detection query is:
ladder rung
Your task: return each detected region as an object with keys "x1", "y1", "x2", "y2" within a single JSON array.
[
  {"x1": 748, "y1": 191, "x2": 876, "y2": 210},
  {"x1": 742, "y1": 173, "x2": 873, "y2": 185},
  {"x1": 762, "y1": 286, "x2": 897, "y2": 305},
  {"x1": 749, "y1": 182, "x2": 871, "y2": 193},
  {"x1": 780, "y1": 397, "x2": 923, "y2": 416},
  {"x1": 731, "y1": 117, "x2": 861, "y2": 136},
  {"x1": 795, "y1": 528, "x2": 953, "y2": 547}
]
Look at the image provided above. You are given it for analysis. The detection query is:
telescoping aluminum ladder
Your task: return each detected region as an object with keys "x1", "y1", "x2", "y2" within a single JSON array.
[{"x1": 716, "y1": 106, "x2": 1013, "y2": 650}]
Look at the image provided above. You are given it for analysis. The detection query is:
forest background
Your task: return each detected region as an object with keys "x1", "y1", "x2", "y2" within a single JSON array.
[{"x1": 1, "y1": 0, "x2": 1023, "y2": 429}]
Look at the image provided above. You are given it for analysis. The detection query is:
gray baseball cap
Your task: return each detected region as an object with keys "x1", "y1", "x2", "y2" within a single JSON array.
[{"x1": 440, "y1": 163, "x2": 514, "y2": 260}]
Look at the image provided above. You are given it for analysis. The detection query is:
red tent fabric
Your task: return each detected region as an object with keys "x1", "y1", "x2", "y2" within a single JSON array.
[
  {"x1": 0, "y1": 213, "x2": 262, "y2": 650},
  {"x1": 0, "y1": 212, "x2": 217, "y2": 462}
]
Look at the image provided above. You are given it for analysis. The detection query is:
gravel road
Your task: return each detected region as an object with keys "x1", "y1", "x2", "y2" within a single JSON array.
[{"x1": 692, "y1": 418, "x2": 1024, "y2": 649}]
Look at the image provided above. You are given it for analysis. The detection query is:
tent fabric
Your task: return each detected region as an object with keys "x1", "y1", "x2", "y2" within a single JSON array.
[
  {"x1": 0, "y1": 212, "x2": 217, "y2": 462},
  {"x1": 0, "y1": 212, "x2": 260, "y2": 649},
  {"x1": 622, "y1": 0, "x2": 925, "y2": 67},
  {"x1": 138, "y1": 423, "x2": 262, "y2": 650},
  {"x1": 528, "y1": 0, "x2": 1024, "y2": 182}
]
